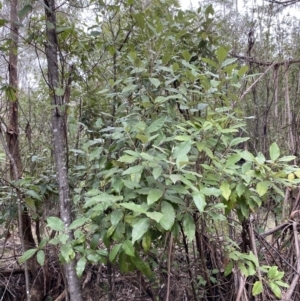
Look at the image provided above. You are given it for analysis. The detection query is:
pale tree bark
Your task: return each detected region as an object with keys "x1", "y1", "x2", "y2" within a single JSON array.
[{"x1": 43, "y1": 0, "x2": 83, "y2": 300}]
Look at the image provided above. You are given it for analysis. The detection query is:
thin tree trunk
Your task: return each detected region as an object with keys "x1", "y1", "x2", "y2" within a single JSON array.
[
  {"x1": 284, "y1": 63, "x2": 295, "y2": 153},
  {"x1": 7, "y1": 0, "x2": 35, "y2": 299},
  {"x1": 43, "y1": 0, "x2": 83, "y2": 300}
]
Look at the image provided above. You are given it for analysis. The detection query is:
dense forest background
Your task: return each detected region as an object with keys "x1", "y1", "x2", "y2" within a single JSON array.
[{"x1": 2, "y1": 0, "x2": 300, "y2": 300}]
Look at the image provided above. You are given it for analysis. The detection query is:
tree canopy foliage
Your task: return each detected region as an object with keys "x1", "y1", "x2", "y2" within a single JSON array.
[{"x1": 1, "y1": 0, "x2": 300, "y2": 300}]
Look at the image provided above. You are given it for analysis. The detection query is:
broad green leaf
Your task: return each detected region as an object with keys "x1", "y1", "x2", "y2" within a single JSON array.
[
  {"x1": 55, "y1": 87, "x2": 64, "y2": 96},
  {"x1": 38, "y1": 238, "x2": 48, "y2": 249},
  {"x1": 200, "y1": 187, "x2": 221, "y2": 196},
  {"x1": 275, "y1": 280, "x2": 289, "y2": 288},
  {"x1": 182, "y1": 50, "x2": 191, "y2": 61},
  {"x1": 269, "y1": 142, "x2": 280, "y2": 161},
  {"x1": 37, "y1": 250, "x2": 45, "y2": 266},
  {"x1": 268, "y1": 266, "x2": 279, "y2": 279},
  {"x1": 111, "y1": 209, "x2": 124, "y2": 226},
  {"x1": 145, "y1": 212, "x2": 163, "y2": 223},
  {"x1": 256, "y1": 181, "x2": 269, "y2": 197},
  {"x1": 268, "y1": 282, "x2": 281, "y2": 298},
  {"x1": 183, "y1": 214, "x2": 195, "y2": 242},
  {"x1": 220, "y1": 182, "x2": 231, "y2": 200},
  {"x1": 256, "y1": 152, "x2": 265, "y2": 164},
  {"x1": 241, "y1": 150, "x2": 255, "y2": 162},
  {"x1": 238, "y1": 65, "x2": 249, "y2": 77},
  {"x1": 89, "y1": 147, "x2": 102, "y2": 161},
  {"x1": 119, "y1": 202, "x2": 147, "y2": 214},
  {"x1": 152, "y1": 167, "x2": 162, "y2": 180},
  {"x1": 109, "y1": 244, "x2": 122, "y2": 262},
  {"x1": 123, "y1": 240, "x2": 135, "y2": 257},
  {"x1": 224, "y1": 261, "x2": 233, "y2": 277},
  {"x1": 122, "y1": 84, "x2": 137, "y2": 93},
  {"x1": 238, "y1": 262, "x2": 248, "y2": 276},
  {"x1": 172, "y1": 141, "x2": 192, "y2": 159},
  {"x1": 147, "y1": 189, "x2": 163, "y2": 205},
  {"x1": 236, "y1": 183, "x2": 246, "y2": 197},
  {"x1": 149, "y1": 78, "x2": 160, "y2": 88},
  {"x1": 61, "y1": 243, "x2": 75, "y2": 262},
  {"x1": 252, "y1": 281, "x2": 263, "y2": 296},
  {"x1": 230, "y1": 137, "x2": 249, "y2": 147},
  {"x1": 160, "y1": 201, "x2": 175, "y2": 230},
  {"x1": 279, "y1": 156, "x2": 296, "y2": 162},
  {"x1": 47, "y1": 217, "x2": 64, "y2": 232},
  {"x1": 131, "y1": 257, "x2": 153, "y2": 279},
  {"x1": 122, "y1": 165, "x2": 144, "y2": 175},
  {"x1": 19, "y1": 4, "x2": 32, "y2": 19},
  {"x1": 118, "y1": 155, "x2": 137, "y2": 164},
  {"x1": 242, "y1": 251, "x2": 259, "y2": 267},
  {"x1": 216, "y1": 46, "x2": 227, "y2": 63},
  {"x1": 146, "y1": 117, "x2": 166, "y2": 133},
  {"x1": 25, "y1": 190, "x2": 42, "y2": 201},
  {"x1": 142, "y1": 232, "x2": 152, "y2": 253},
  {"x1": 132, "y1": 218, "x2": 150, "y2": 243},
  {"x1": 19, "y1": 248, "x2": 37, "y2": 263},
  {"x1": 192, "y1": 192, "x2": 206, "y2": 212},
  {"x1": 76, "y1": 257, "x2": 87, "y2": 277},
  {"x1": 69, "y1": 217, "x2": 89, "y2": 230}
]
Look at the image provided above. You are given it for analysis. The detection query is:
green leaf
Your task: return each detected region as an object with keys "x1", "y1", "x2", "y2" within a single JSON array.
[
  {"x1": 224, "y1": 261, "x2": 233, "y2": 277},
  {"x1": 216, "y1": 46, "x2": 227, "y2": 63},
  {"x1": 47, "y1": 217, "x2": 64, "y2": 232},
  {"x1": 252, "y1": 281, "x2": 263, "y2": 296},
  {"x1": 268, "y1": 282, "x2": 281, "y2": 298},
  {"x1": 119, "y1": 202, "x2": 147, "y2": 214},
  {"x1": 55, "y1": 87, "x2": 65, "y2": 96},
  {"x1": 182, "y1": 50, "x2": 191, "y2": 61},
  {"x1": 256, "y1": 181, "x2": 269, "y2": 197},
  {"x1": 279, "y1": 156, "x2": 296, "y2": 162},
  {"x1": 145, "y1": 212, "x2": 163, "y2": 223},
  {"x1": 268, "y1": 266, "x2": 278, "y2": 279},
  {"x1": 131, "y1": 257, "x2": 153, "y2": 279},
  {"x1": 25, "y1": 190, "x2": 42, "y2": 201},
  {"x1": 69, "y1": 217, "x2": 89, "y2": 230},
  {"x1": 118, "y1": 155, "x2": 137, "y2": 164},
  {"x1": 160, "y1": 201, "x2": 175, "y2": 230},
  {"x1": 38, "y1": 238, "x2": 48, "y2": 249},
  {"x1": 200, "y1": 187, "x2": 221, "y2": 196},
  {"x1": 183, "y1": 214, "x2": 195, "y2": 242},
  {"x1": 230, "y1": 137, "x2": 249, "y2": 147},
  {"x1": 19, "y1": 248, "x2": 37, "y2": 263},
  {"x1": 18, "y1": 4, "x2": 32, "y2": 19},
  {"x1": 123, "y1": 240, "x2": 135, "y2": 257},
  {"x1": 76, "y1": 257, "x2": 87, "y2": 277},
  {"x1": 37, "y1": 250, "x2": 45, "y2": 266},
  {"x1": 152, "y1": 167, "x2": 162, "y2": 180},
  {"x1": 61, "y1": 243, "x2": 75, "y2": 262},
  {"x1": 192, "y1": 192, "x2": 206, "y2": 212},
  {"x1": 109, "y1": 244, "x2": 122, "y2": 262},
  {"x1": 172, "y1": 141, "x2": 192, "y2": 159},
  {"x1": 238, "y1": 65, "x2": 249, "y2": 77},
  {"x1": 275, "y1": 280, "x2": 289, "y2": 288},
  {"x1": 269, "y1": 142, "x2": 280, "y2": 161},
  {"x1": 147, "y1": 189, "x2": 163, "y2": 205},
  {"x1": 122, "y1": 165, "x2": 144, "y2": 175},
  {"x1": 132, "y1": 218, "x2": 150, "y2": 243},
  {"x1": 220, "y1": 182, "x2": 231, "y2": 200},
  {"x1": 111, "y1": 209, "x2": 124, "y2": 226},
  {"x1": 146, "y1": 117, "x2": 166, "y2": 133},
  {"x1": 236, "y1": 183, "x2": 246, "y2": 197},
  {"x1": 122, "y1": 84, "x2": 137, "y2": 93},
  {"x1": 149, "y1": 78, "x2": 160, "y2": 88}
]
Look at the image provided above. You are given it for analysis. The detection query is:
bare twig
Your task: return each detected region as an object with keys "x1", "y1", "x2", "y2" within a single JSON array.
[
  {"x1": 166, "y1": 234, "x2": 173, "y2": 301},
  {"x1": 281, "y1": 222, "x2": 300, "y2": 300}
]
